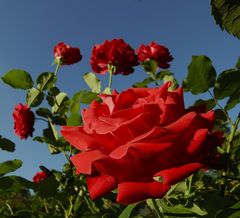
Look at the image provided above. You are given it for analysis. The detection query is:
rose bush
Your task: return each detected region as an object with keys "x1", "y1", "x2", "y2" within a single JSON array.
[
  {"x1": 61, "y1": 82, "x2": 222, "y2": 204},
  {"x1": 90, "y1": 38, "x2": 139, "y2": 75},
  {"x1": 54, "y1": 42, "x2": 82, "y2": 65},
  {"x1": 137, "y1": 41, "x2": 173, "y2": 69},
  {"x1": 12, "y1": 103, "x2": 35, "y2": 139}
]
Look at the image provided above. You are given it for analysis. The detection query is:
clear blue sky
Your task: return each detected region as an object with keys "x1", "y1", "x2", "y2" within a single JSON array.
[{"x1": 0, "y1": 1, "x2": 239, "y2": 180}]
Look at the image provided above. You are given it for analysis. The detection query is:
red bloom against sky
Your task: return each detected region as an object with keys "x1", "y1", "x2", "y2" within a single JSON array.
[
  {"x1": 90, "y1": 38, "x2": 139, "y2": 75},
  {"x1": 13, "y1": 103, "x2": 35, "y2": 140},
  {"x1": 54, "y1": 42, "x2": 82, "y2": 65},
  {"x1": 61, "y1": 82, "x2": 222, "y2": 204}
]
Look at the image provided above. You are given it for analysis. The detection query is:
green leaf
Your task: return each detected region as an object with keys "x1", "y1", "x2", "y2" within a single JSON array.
[
  {"x1": 163, "y1": 74, "x2": 178, "y2": 91},
  {"x1": 0, "y1": 159, "x2": 22, "y2": 176},
  {"x1": 102, "y1": 87, "x2": 111, "y2": 94},
  {"x1": 52, "y1": 92, "x2": 68, "y2": 113},
  {"x1": 133, "y1": 77, "x2": 153, "y2": 88},
  {"x1": 67, "y1": 113, "x2": 82, "y2": 126},
  {"x1": 48, "y1": 86, "x2": 60, "y2": 96},
  {"x1": 214, "y1": 69, "x2": 240, "y2": 99},
  {"x1": 26, "y1": 87, "x2": 44, "y2": 107},
  {"x1": 185, "y1": 55, "x2": 216, "y2": 94},
  {"x1": 72, "y1": 90, "x2": 99, "y2": 105},
  {"x1": 83, "y1": 72, "x2": 101, "y2": 93},
  {"x1": 1, "y1": 69, "x2": 33, "y2": 89},
  {"x1": 119, "y1": 204, "x2": 137, "y2": 218},
  {"x1": 141, "y1": 59, "x2": 158, "y2": 73},
  {"x1": 36, "y1": 176, "x2": 59, "y2": 197},
  {"x1": 225, "y1": 91, "x2": 240, "y2": 110},
  {"x1": 192, "y1": 98, "x2": 216, "y2": 111},
  {"x1": 0, "y1": 176, "x2": 34, "y2": 191},
  {"x1": 211, "y1": 0, "x2": 240, "y2": 39},
  {"x1": 0, "y1": 136, "x2": 15, "y2": 152},
  {"x1": 236, "y1": 57, "x2": 240, "y2": 69},
  {"x1": 36, "y1": 72, "x2": 56, "y2": 91},
  {"x1": 48, "y1": 118, "x2": 59, "y2": 140},
  {"x1": 36, "y1": 107, "x2": 52, "y2": 118},
  {"x1": 155, "y1": 70, "x2": 173, "y2": 80}
]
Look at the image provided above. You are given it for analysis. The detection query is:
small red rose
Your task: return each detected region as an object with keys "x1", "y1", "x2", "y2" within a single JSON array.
[
  {"x1": 54, "y1": 42, "x2": 82, "y2": 65},
  {"x1": 90, "y1": 38, "x2": 139, "y2": 75},
  {"x1": 61, "y1": 83, "x2": 222, "y2": 204},
  {"x1": 13, "y1": 103, "x2": 35, "y2": 140},
  {"x1": 137, "y1": 41, "x2": 173, "y2": 69},
  {"x1": 33, "y1": 171, "x2": 48, "y2": 184}
]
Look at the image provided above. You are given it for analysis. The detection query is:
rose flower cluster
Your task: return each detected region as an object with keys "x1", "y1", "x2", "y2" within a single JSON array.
[
  {"x1": 12, "y1": 39, "x2": 221, "y2": 203},
  {"x1": 61, "y1": 38, "x2": 221, "y2": 204}
]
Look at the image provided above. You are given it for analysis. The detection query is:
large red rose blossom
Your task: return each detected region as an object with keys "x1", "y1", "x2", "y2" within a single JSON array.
[
  {"x1": 33, "y1": 171, "x2": 49, "y2": 184},
  {"x1": 137, "y1": 41, "x2": 173, "y2": 69},
  {"x1": 61, "y1": 83, "x2": 222, "y2": 204},
  {"x1": 13, "y1": 103, "x2": 35, "y2": 140},
  {"x1": 54, "y1": 42, "x2": 82, "y2": 65},
  {"x1": 90, "y1": 38, "x2": 139, "y2": 75}
]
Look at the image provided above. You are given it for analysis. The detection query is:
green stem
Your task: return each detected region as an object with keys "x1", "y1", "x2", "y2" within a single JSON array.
[
  {"x1": 151, "y1": 199, "x2": 164, "y2": 218},
  {"x1": 54, "y1": 63, "x2": 60, "y2": 76},
  {"x1": 43, "y1": 199, "x2": 49, "y2": 214},
  {"x1": 208, "y1": 90, "x2": 234, "y2": 126},
  {"x1": 108, "y1": 70, "x2": 113, "y2": 89},
  {"x1": 227, "y1": 115, "x2": 240, "y2": 154}
]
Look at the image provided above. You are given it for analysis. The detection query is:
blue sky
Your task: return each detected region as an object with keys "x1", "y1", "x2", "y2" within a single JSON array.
[{"x1": 0, "y1": 1, "x2": 239, "y2": 180}]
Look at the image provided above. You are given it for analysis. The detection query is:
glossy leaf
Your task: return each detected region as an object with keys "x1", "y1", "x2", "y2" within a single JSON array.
[
  {"x1": 0, "y1": 176, "x2": 34, "y2": 191},
  {"x1": 67, "y1": 113, "x2": 82, "y2": 126},
  {"x1": 0, "y1": 136, "x2": 15, "y2": 152},
  {"x1": 0, "y1": 159, "x2": 22, "y2": 176},
  {"x1": 36, "y1": 107, "x2": 52, "y2": 118},
  {"x1": 133, "y1": 77, "x2": 153, "y2": 88},
  {"x1": 71, "y1": 90, "x2": 99, "y2": 105},
  {"x1": 26, "y1": 87, "x2": 44, "y2": 107},
  {"x1": 36, "y1": 72, "x2": 56, "y2": 91},
  {"x1": 185, "y1": 55, "x2": 216, "y2": 94},
  {"x1": 119, "y1": 204, "x2": 137, "y2": 218},
  {"x1": 52, "y1": 92, "x2": 68, "y2": 113},
  {"x1": 1, "y1": 69, "x2": 33, "y2": 89},
  {"x1": 214, "y1": 69, "x2": 240, "y2": 99},
  {"x1": 225, "y1": 91, "x2": 240, "y2": 110},
  {"x1": 83, "y1": 72, "x2": 101, "y2": 93},
  {"x1": 211, "y1": 0, "x2": 240, "y2": 39}
]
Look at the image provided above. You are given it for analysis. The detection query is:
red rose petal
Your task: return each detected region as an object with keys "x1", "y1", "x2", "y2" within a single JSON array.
[
  {"x1": 87, "y1": 174, "x2": 117, "y2": 200},
  {"x1": 117, "y1": 181, "x2": 170, "y2": 205},
  {"x1": 155, "y1": 162, "x2": 203, "y2": 185}
]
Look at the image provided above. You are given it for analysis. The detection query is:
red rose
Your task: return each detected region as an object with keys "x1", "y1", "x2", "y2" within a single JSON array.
[
  {"x1": 33, "y1": 171, "x2": 48, "y2": 184},
  {"x1": 137, "y1": 41, "x2": 173, "y2": 69},
  {"x1": 13, "y1": 103, "x2": 35, "y2": 140},
  {"x1": 54, "y1": 42, "x2": 82, "y2": 65},
  {"x1": 61, "y1": 83, "x2": 221, "y2": 204},
  {"x1": 90, "y1": 38, "x2": 139, "y2": 75}
]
